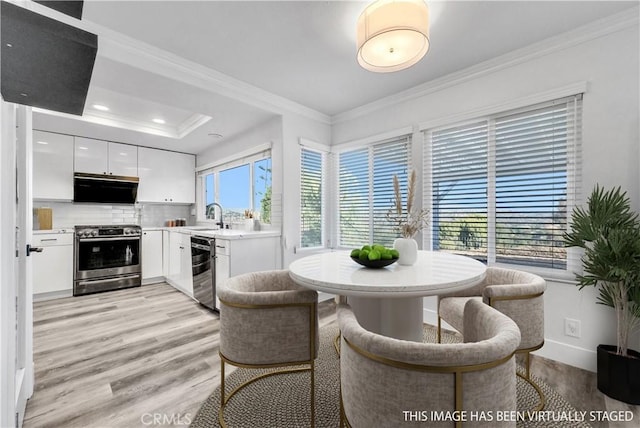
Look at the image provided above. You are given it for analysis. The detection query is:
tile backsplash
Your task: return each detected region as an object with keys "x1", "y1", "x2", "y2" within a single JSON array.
[{"x1": 32, "y1": 202, "x2": 194, "y2": 229}]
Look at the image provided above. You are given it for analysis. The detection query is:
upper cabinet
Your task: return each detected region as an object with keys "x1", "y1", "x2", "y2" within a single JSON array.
[
  {"x1": 137, "y1": 147, "x2": 195, "y2": 204},
  {"x1": 33, "y1": 131, "x2": 74, "y2": 200},
  {"x1": 75, "y1": 137, "x2": 138, "y2": 176},
  {"x1": 33, "y1": 131, "x2": 194, "y2": 204}
]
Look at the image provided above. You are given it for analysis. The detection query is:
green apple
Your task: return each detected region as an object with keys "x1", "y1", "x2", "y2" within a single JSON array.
[{"x1": 368, "y1": 249, "x2": 381, "y2": 261}]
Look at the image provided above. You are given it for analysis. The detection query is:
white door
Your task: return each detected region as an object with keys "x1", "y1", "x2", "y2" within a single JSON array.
[
  {"x1": 0, "y1": 102, "x2": 34, "y2": 428},
  {"x1": 15, "y1": 106, "x2": 35, "y2": 427}
]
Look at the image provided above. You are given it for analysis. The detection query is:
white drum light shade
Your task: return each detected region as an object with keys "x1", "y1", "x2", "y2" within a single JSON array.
[{"x1": 357, "y1": 0, "x2": 430, "y2": 73}]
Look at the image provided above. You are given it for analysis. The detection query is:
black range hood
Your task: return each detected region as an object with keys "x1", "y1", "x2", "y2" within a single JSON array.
[
  {"x1": 1, "y1": 1, "x2": 97, "y2": 115},
  {"x1": 74, "y1": 173, "x2": 139, "y2": 205}
]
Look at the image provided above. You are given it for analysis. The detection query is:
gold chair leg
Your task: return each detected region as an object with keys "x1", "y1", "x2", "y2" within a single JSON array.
[
  {"x1": 334, "y1": 332, "x2": 341, "y2": 356},
  {"x1": 437, "y1": 316, "x2": 442, "y2": 343},
  {"x1": 517, "y1": 351, "x2": 546, "y2": 413}
]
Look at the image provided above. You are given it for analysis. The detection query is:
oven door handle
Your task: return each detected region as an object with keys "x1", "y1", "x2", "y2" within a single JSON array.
[
  {"x1": 77, "y1": 274, "x2": 141, "y2": 286},
  {"x1": 77, "y1": 237, "x2": 141, "y2": 242},
  {"x1": 191, "y1": 243, "x2": 211, "y2": 251}
]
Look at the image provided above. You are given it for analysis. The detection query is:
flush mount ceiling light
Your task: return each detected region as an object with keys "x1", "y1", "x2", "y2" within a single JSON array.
[
  {"x1": 152, "y1": 118, "x2": 166, "y2": 124},
  {"x1": 357, "y1": 0, "x2": 430, "y2": 73},
  {"x1": 92, "y1": 104, "x2": 109, "y2": 111}
]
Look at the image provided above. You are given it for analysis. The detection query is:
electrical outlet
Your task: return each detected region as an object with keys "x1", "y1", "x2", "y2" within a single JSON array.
[{"x1": 565, "y1": 318, "x2": 581, "y2": 338}]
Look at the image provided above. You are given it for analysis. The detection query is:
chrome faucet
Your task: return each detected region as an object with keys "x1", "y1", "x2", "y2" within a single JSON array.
[{"x1": 206, "y1": 202, "x2": 224, "y2": 229}]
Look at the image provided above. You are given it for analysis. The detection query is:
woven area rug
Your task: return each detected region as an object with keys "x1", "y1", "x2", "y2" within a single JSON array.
[{"x1": 191, "y1": 323, "x2": 590, "y2": 427}]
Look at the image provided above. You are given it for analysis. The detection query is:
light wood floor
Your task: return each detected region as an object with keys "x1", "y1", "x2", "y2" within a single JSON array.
[
  {"x1": 25, "y1": 282, "x2": 637, "y2": 428},
  {"x1": 24, "y1": 282, "x2": 337, "y2": 428}
]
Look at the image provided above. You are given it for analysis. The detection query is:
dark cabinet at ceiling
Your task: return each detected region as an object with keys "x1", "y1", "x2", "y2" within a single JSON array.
[{"x1": 1, "y1": 1, "x2": 97, "y2": 115}]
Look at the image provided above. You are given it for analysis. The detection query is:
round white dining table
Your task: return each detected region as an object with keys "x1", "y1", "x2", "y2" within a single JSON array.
[{"x1": 289, "y1": 250, "x2": 487, "y2": 342}]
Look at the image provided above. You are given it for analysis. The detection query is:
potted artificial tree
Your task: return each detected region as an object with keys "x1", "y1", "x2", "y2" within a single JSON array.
[{"x1": 564, "y1": 185, "x2": 640, "y2": 404}]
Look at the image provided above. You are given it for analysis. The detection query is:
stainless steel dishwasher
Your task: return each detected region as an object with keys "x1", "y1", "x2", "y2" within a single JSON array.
[{"x1": 191, "y1": 235, "x2": 218, "y2": 313}]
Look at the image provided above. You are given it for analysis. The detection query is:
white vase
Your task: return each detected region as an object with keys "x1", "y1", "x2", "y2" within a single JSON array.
[{"x1": 393, "y1": 238, "x2": 418, "y2": 266}]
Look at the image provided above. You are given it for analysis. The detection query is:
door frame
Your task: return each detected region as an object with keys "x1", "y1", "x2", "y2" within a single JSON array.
[{"x1": 0, "y1": 101, "x2": 34, "y2": 428}]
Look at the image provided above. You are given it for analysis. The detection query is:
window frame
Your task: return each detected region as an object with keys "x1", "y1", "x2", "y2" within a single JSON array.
[
  {"x1": 335, "y1": 135, "x2": 412, "y2": 249},
  {"x1": 424, "y1": 95, "x2": 582, "y2": 279},
  {"x1": 299, "y1": 146, "x2": 327, "y2": 249},
  {"x1": 196, "y1": 150, "x2": 272, "y2": 224}
]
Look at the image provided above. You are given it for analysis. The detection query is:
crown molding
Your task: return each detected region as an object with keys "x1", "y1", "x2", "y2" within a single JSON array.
[
  {"x1": 33, "y1": 107, "x2": 212, "y2": 139},
  {"x1": 332, "y1": 6, "x2": 639, "y2": 125},
  {"x1": 17, "y1": 0, "x2": 331, "y2": 125},
  {"x1": 177, "y1": 114, "x2": 212, "y2": 139}
]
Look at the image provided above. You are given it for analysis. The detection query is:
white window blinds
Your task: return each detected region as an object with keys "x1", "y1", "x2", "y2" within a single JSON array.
[
  {"x1": 427, "y1": 94, "x2": 582, "y2": 271},
  {"x1": 338, "y1": 136, "x2": 411, "y2": 247},
  {"x1": 431, "y1": 121, "x2": 488, "y2": 260},
  {"x1": 300, "y1": 147, "x2": 325, "y2": 248}
]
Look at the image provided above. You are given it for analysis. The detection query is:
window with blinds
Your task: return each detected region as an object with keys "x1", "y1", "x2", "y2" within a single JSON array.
[
  {"x1": 338, "y1": 136, "x2": 411, "y2": 247},
  {"x1": 300, "y1": 147, "x2": 325, "y2": 248},
  {"x1": 427, "y1": 94, "x2": 582, "y2": 270},
  {"x1": 431, "y1": 121, "x2": 488, "y2": 260}
]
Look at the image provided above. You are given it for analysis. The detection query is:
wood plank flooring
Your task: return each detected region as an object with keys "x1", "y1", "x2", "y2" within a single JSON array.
[
  {"x1": 26, "y1": 283, "x2": 636, "y2": 428},
  {"x1": 24, "y1": 283, "x2": 336, "y2": 428}
]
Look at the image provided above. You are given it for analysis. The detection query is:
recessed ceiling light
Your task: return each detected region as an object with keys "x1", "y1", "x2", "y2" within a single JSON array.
[
  {"x1": 119, "y1": 152, "x2": 127, "y2": 156},
  {"x1": 152, "y1": 118, "x2": 166, "y2": 124},
  {"x1": 20, "y1": 93, "x2": 28, "y2": 97},
  {"x1": 93, "y1": 104, "x2": 109, "y2": 111},
  {"x1": 6, "y1": 43, "x2": 13, "y2": 48},
  {"x1": 208, "y1": 133, "x2": 223, "y2": 139},
  {"x1": 36, "y1": 141, "x2": 48, "y2": 145},
  {"x1": 78, "y1": 146, "x2": 88, "y2": 150}
]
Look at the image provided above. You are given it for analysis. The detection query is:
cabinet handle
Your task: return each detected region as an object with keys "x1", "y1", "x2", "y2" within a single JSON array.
[
  {"x1": 103, "y1": 172, "x2": 107, "y2": 175},
  {"x1": 40, "y1": 238, "x2": 58, "y2": 242},
  {"x1": 110, "y1": 172, "x2": 113, "y2": 175}
]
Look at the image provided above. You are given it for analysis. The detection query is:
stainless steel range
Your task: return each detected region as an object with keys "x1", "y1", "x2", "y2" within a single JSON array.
[{"x1": 74, "y1": 225, "x2": 142, "y2": 296}]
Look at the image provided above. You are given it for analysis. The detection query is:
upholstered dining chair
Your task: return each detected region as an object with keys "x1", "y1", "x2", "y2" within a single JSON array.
[
  {"x1": 338, "y1": 299, "x2": 521, "y2": 428},
  {"x1": 217, "y1": 270, "x2": 319, "y2": 427},
  {"x1": 437, "y1": 266, "x2": 546, "y2": 411}
]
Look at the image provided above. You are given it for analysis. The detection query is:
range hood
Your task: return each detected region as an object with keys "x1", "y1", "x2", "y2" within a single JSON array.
[{"x1": 74, "y1": 173, "x2": 139, "y2": 204}]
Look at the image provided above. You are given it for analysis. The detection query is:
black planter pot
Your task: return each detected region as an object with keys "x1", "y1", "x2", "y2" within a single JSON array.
[{"x1": 597, "y1": 344, "x2": 640, "y2": 404}]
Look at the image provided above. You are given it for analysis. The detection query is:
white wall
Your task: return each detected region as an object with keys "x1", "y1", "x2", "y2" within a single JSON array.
[{"x1": 332, "y1": 23, "x2": 640, "y2": 371}]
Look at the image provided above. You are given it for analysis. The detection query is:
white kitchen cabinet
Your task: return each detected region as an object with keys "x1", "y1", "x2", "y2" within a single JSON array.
[
  {"x1": 166, "y1": 231, "x2": 193, "y2": 296},
  {"x1": 137, "y1": 147, "x2": 195, "y2": 204},
  {"x1": 32, "y1": 232, "x2": 73, "y2": 298},
  {"x1": 108, "y1": 142, "x2": 138, "y2": 176},
  {"x1": 142, "y1": 230, "x2": 163, "y2": 282},
  {"x1": 33, "y1": 131, "x2": 74, "y2": 200},
  {"x1": 215, "y1": 236, "x2": 279, "y2": 278},
  {"x1": 75, "y1": 137, "x2": 138, "y2": 176}
]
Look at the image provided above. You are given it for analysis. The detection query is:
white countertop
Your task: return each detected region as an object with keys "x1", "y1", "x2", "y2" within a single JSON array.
[
  {"x1": 289, "y1": 250, "x2": 486, "y2": 298},
  {"x1": 144, "y1": 226, "x2": 280, "y2": 240},
  {"x1": 33, "y1": 229, "x2": 74, "y2": 235}
]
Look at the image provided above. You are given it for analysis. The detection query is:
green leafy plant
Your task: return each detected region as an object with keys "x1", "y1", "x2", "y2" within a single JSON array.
[
  {"x1": 387, "y1": 170, "x2": 430, "y2": 239},
  {"x1": 564, "y1": 185, "x2": 640, "y2": 356}
]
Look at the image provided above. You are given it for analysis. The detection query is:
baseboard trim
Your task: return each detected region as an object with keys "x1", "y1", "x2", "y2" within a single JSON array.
[
  {"x1": 423, "y1": 307, "x2": 597, "y2": 372},
  {"x1": 33, "y1": 290, "x2": 72, "y2": 302}
]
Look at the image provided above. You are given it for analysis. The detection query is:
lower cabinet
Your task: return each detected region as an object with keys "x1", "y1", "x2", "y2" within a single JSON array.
[
  {"x1": 32, "y1": 233, "x2": 73, "y2": 298},
  {"x1": 215, "y1": 236, "x2": 279, "y2": 277},
  {"x1": 166, "y1": 231, "x2": 193, "y2": 297},
  {"x1": 142, "y1": 230, "x2": 163, "y2": 282}
]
